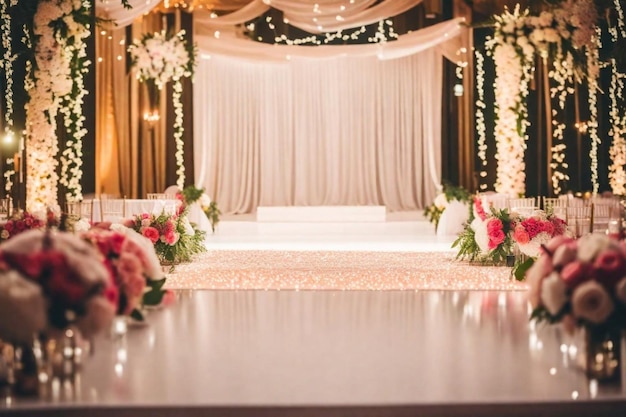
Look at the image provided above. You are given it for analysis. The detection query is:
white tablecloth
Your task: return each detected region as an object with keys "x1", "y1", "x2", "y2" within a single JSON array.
[{"x1": 91, "y1": 199, "x2": 212, "y2": 234}]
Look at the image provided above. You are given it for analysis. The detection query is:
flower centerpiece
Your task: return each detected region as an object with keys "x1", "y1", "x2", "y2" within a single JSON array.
[
  {"x1": 0, "y1": 211, "x2": 46, "y2": 241},
  {"x1": 0, "y1": 230, "x2": 116, "y2": 344},
  {"x1": 124, "y1": 208, "x2": 206, "y2": 267},
  {"x1": 128, "y1": 30, "x2": 197, "y2": 190},
  {"x1": 82, "y1": 228, "x2": 166, "y2": 321},
  {"x1": 526, "y1": 234, "x2": 626, "y2": 381},
  {"x1": 180, "y1": 185, "x2": 221, "y2": 233},
  {"x1": 453, "y1": 196, "x2": 513, "y2": 264},
  {"x1": 423, "y1": 183, "x2": 471, "y2": 230},
  {"x1": 511, "y1": 211, "x2": 568, "y2": 257},
  {"x1": 510, "y1": 210, "x2": 568, "y2": 280}
]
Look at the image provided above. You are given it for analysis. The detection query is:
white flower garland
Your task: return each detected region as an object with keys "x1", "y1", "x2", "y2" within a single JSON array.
[
  {"x1": 1, "y1": 0, "x2": 18, "y2": 195},
  {"x1": 58, "y1": 2, "x2": 92, "y2": 202},
  {"x1": 486, "y1": 2, "x2": 599, "y2": 196},
  {"x1": 25, "y1": 0, "x2": 90, "y2": 212},
  {"x1": 609, "y1": 0, "x2": 626, "y2": 195},
  {"x1": 487, "y1": 6, "x2": 534, "y2": 197},
  {"x1": 129, "y1": 30, "x2": 196, "y2": 190},
  {"x1": 474, "y1": 49, "x2": 488, "y2": 191},
  {"x1": 587, "y1": 29, "x2": 601, "y2": 194},
  {"x1": 172, "y1": 79, "x2": 186, "y2": 189}
]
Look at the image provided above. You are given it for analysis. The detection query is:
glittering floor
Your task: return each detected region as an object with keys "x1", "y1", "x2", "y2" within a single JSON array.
[{"x1": 165, "y1": 251, "x2": 526, "y2": 291}]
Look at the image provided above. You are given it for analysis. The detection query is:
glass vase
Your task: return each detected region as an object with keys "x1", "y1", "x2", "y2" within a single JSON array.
[{"x1": 583, "y1": 325, "x2": 622, "y2": 383}]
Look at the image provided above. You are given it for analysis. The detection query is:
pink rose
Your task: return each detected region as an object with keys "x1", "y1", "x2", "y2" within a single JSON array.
[
  {"x1": 164, "y1": 231, "x2": 179, "y2": 245},
  {"x1": 122, "y1": 218, "x2": 135, "y2": 228},
  {"x1": 488, "y1": 229, "x2": 505, "y2": 250},
  {"x1": 127, "y1": 273, "x2": 146, "y2": 298},
  {"x1": 560, "y1": 261, "x2": 591, "y2": 289},
  {"x1": 142, "y1": 226, "x2": 160, "y2": 244},
  {"x1": 110, "y1": 233, "x2": 126, "y2": 255},
  {"x1": 487, "y1": 218, "x2": 503, "y2": 234},
  {"x1": 118, "y1": 252, "x2": 142, "y2": 278},
  {"x1": 513, "y1": 227, "x2": 530, "y2": 245},
  {"x1": 593, "y1": 250, "x2": 626, "y2": 286},
  {"x1": 542, "y1": 221, "x2": 555, "y2": 236},
  {"x1": 141, "y1": 213, "x2": 151, "y2": 220}
]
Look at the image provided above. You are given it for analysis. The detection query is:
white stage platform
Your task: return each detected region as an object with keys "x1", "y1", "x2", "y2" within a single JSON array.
[
  {"x1": 205, "y1": 208, "x2": 455, "y2": 252},
  {"x1": 256, "y1": 205, "x2": 387, "y2": 222}
]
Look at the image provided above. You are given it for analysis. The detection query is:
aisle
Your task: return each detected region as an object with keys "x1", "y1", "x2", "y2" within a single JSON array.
[{"x1": 165, "y1": 251, "x2": 524, "y2": 291}]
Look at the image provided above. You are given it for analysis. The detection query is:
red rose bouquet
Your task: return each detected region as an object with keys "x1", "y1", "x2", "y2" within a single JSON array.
[
  {"x1": 0, "y1": 211, "x2": 46, "y2": 241},
  {"x1": 511, "y1": 211, "x2": 568, "y2": 257}
]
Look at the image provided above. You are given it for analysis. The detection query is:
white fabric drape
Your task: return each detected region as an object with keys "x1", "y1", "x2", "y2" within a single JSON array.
[
  {"x1": 95, "y1": 0, "x2": 160, "y2": 27},
  {"x1": 194, "y1": 0, "x2": 424, "y2": 34},
  {"x1": 194, "y1": 48, "x2": 443, "y2": 214},
  {"x1": 195, "y1": 18, "x2": 464, "y2": 62}
]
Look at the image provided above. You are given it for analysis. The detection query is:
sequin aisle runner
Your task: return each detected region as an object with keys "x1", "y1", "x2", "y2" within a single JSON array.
[{"x1": 165, "y1": 251, "x2": 527, "y2": 291}]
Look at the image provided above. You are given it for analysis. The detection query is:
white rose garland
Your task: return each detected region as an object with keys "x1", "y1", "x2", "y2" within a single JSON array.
[{"x1": 129, "y1": 30, "x2": 196, "y2": 190}]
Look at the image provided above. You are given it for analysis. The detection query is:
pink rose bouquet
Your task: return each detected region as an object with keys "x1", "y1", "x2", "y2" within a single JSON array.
[
  {"x1": 0, "y1": 211, "x2": 46, "y2": 241},
  {"x1": 526, "y1": 234, "x2": 626, "y2": 331},
  {"x1": 453, "y1": 197, "x2": 513, "y2": 264},
  {"x1": 124, "y1": 209, "x2": 206, "y2": 267},
  {"x1": 82, "y1": 228, "x2": 166, "y2": 320},
  {"x1": 0, "y1": 230, "x2": 115, "y2": 343},
  {"x1": 511, "y1": 211, "x2": 568, "y2": 257}
]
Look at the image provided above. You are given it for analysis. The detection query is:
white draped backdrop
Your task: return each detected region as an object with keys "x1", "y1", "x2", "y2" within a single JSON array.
[
  {"x1": 194, "y1": 50, "x2": 443, "y2": 214},
  {"x1": 96, "y1": 1, "x2": 464, "y2": 214}
]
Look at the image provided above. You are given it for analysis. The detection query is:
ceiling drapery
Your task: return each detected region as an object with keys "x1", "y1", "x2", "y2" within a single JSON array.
[{"x1": 195, "y1": 17, "x2": 465, "y2": 62}]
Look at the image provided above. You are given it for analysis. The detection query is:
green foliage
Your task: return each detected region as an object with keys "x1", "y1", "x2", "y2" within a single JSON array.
[
  {"x1": 513, "y1": 256, "x2": 535, "y2": 281},
  {"x1": 443, "y1": 182, "x2": 472, "y2": 203},
  {"x1": 181, "y1": 185, "x2": 204, "y2": 205},
  {"x1": 423, "y1": 183, "x2": 471, "y2": 228},
  {"x1": 205, "y1": 201, "x2": 221, "y2": 233},
  {"x1": 452, "y1": 226, "x2": 482, "y2": 262}
]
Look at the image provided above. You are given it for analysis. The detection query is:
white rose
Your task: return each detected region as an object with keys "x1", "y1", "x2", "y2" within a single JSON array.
[
  {"x1": 471, "y1": 218, "x2": 489, "y2": 254},
  {"x1": 73, "y1": 218, "x2": 91, "y2": 233},
  {"x1": 0, "y1": 270, "x2": 47, "y2": 343},
  {"x1": 571, "y1": 281, "x2": 614, "y2": 324},
  {"x1": 577, "y1": 234, "x2": 615, "y2": 263},
  {"x1": 552, "y1": 245, "x2": 577, "y2": 268},
  {"x1": 434, "y1": 193, "x2": 447, "y2": 210},
  {"x1": 615, "y1": 278, "x2": 626, "y2": 304},
  {"x1": 540, "y1": 272, "x2": 568, "y2": 316}
]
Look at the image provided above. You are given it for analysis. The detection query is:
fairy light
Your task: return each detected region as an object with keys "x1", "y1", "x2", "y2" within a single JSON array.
[
  {"x1": 608, "y1": 2, "x2": 626, "y2": 195},
  {"x1": 273, "y1": 19, "x2": 398, "y2": 46},
  {"x1": 549, "y1": 58, "x2": 573, "y2": 196},
  {"x1": 474, "y1": 49, "x2": 488, "y2": 191},
  {"x1": 587, "y1": 28, "x2": 601, "y2": 194}
]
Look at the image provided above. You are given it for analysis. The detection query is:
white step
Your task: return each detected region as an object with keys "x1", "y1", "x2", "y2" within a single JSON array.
[{"x1": 256, "y1": 206, "x2": 387, "y2": 223}]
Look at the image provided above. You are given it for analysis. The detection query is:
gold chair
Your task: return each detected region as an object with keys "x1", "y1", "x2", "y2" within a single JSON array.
[
  {"x1": 99, "y1": 198, "x2": 126, "y2": 223},
  {"x1": 0, "y1": 197, "x2": 12, "y2": 221},
  {"x1": 566, "y1": 205, "x2": 593, "y2": 238}
]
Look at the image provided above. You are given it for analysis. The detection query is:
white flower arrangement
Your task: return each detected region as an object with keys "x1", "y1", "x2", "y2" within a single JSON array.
[
  {"x1": 485, "y1": 2, "x2": 599, "y2": 197},
  {"x1": 25, "y1": 0, "x2": 91, "y2": 212},
  {"x1": 128, "y1": 30, "x2": 197, "y2": 190}
]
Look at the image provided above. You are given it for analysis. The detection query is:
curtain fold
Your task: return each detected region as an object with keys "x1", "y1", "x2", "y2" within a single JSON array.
[
  {"x1": 195, "y1": 18, "x2": 464, "y2": 62},
  {"x1": 96, "y1": 0, "x2": 161, "y2": 27},
  {"x1": 194, "y1": 48, "x2": 442, "y2": 214}
]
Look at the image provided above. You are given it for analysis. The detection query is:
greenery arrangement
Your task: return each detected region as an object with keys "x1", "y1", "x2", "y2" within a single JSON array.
[
  {"x1": 125, "y1": 208, "x2": 206, "y2": 268},
  {"x1": 181, "y1": 185, "x2": 221, "y2": 233},
  {"x1": 423, "y1": 183, "x2": 472, "y2": 229}
]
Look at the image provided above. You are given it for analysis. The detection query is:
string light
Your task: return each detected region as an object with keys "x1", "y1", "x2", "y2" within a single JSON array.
[
  {"x1": 474, "y1": 49, "x2": 488, "y2": 190},
  {"x1": 608, "y1": 1, "x2": 626, "y2": 195},
  {"x1": 587, "y1": 29, "x2": 601, "y2": 194},
  {"x1": 272, "y1": 19, "x2": 398, "y2": 46}
]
